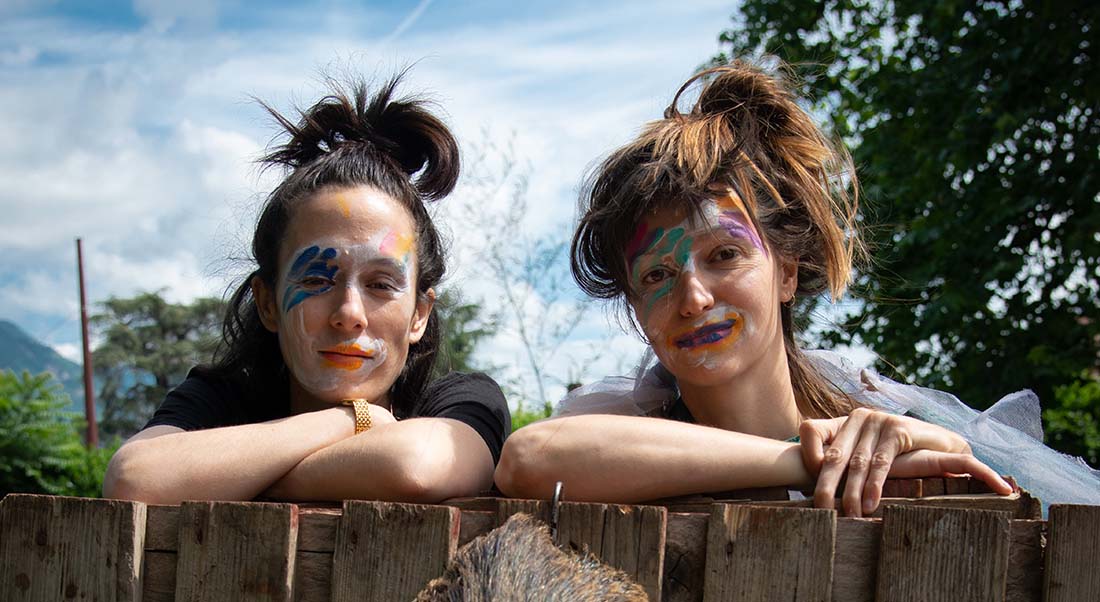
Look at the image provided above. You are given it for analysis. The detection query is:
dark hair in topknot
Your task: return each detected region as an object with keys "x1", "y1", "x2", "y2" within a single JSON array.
[{"x1": 211, "y1": 70, "x2": 459, "y2": 418}]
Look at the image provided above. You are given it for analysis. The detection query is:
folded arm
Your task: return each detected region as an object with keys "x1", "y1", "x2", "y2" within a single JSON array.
[
  {"x1": 103, "y1": 406, "x2": 356, "y2": 504},
  {"x1": 494, "y1": 414, "x2": 813, "y2": 503},
  {"x1": 263, "y1": 416, "x2": 495, "y2": 503}
]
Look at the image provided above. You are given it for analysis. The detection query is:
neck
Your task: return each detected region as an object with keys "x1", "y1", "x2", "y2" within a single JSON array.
[{"x1": 678, "y1": 341, "x2": 801, "y2": 440}]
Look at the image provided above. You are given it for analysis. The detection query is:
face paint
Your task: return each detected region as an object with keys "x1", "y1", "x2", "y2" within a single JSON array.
[
  {"x1": 662, "y1": 303, "x2": 748, "y2": 368},
  {"x1": 275, "y1": 227, "x2": 416, "y2": 396},
  {"x1": 628, "y1": 195, "x2": 766, "y2": 370},
  {"x1": 282, "y1": 246, "x2": 339, "y2": 313}
]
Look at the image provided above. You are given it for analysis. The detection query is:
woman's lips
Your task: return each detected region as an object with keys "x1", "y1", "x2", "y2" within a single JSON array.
[
  {"x1": 671, "y1": 317, "x2": 740, "y2": 350},
  {"x1": 319, "y1": 345, "x2": 376, "y2": 369}
]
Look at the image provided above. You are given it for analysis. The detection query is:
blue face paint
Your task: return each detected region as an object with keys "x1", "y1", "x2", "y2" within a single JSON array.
[{"x1": 282, "y1": 246, "x2": 339, "y2": 313}]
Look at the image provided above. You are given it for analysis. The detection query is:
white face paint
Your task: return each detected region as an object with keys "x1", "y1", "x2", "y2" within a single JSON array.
[{"x1": 275, "y1": 227, "x2": 415, "y2": 397}]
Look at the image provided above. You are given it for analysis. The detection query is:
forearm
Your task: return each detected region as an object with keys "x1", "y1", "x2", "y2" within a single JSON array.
[
  {"x1": 495, "y1": 415, "x2": 812, "y2": 503},
  {"x1": 265, "y1": 417, "x2": 495, "y2": 503},
  {"x1": 103, "y1": 408, "x2": 354, "y2": 504}
]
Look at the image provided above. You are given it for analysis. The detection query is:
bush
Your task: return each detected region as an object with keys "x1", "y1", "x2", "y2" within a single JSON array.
[
  {"x1": 1043, "y1": 377, "x2": 1100, "y2": 468},
  {"x1": 0, "y1": 370, "x2": 119, "y2": 497}
]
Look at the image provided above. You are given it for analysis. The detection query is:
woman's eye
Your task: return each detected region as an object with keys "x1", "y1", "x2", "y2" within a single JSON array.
[
  {"x1": 368, "y1": 280, "x2": 400, "y2": 292},
  {"x1": 300, "y1": 276, "x2": 332, "y2": 288},
  {"x1": 712, "y1": 246, "x2": 741, "y2": 262},
  {"x1": 641, "y1": 267, "x2": 672, "y2": 286}
]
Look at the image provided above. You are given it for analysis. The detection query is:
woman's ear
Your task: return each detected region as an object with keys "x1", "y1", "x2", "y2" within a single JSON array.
[
  {"x1": 779, "y1": 257, "x2": 799, "y2": 303},
  {"x1": 252, "y1": 275, "x2": 280, "y2": 333},
  {"x1": 408, "y1": 288, "x2": 436, "y2": 344}
]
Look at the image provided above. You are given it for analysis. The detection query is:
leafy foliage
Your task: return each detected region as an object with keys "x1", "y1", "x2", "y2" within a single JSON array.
[
  {"x1": 0, "y1": 370, "x2": 118, "y2": 497},
  {"x1": 715, "y1": 2, "x2": 1099, "y2": 462},
  {"x1": 511, "y1": 402, "x2": 552, "y2": 433},
  {"x1": 433, "y1": 289, "x2": 497, "y2": 378},
  {"x1": 93, "y1": 291, "x2": 224, "y2": 439}
]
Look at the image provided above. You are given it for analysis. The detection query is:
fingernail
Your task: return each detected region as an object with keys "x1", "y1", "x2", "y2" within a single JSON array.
[{"x1": 863, "y1": 497, "x2": 877, "y2": 515}]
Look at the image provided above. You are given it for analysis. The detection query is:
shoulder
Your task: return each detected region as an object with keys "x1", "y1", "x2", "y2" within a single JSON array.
[
  {"x1": 143, "y1": 366, "x2": 258, "y2": 431},
  {"x1": 415, "y1": 372, "x2": 509, "y2": 418}
]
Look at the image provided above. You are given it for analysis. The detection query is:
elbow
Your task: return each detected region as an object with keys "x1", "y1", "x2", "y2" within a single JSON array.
[
  {"x1": 494, "y1": 425, "x2": 558, "y2": 499},
  {"x1": 102, "y1": 442, "x2": 178, "y2": 505},
  {"x1": 102, "y1": 445, "x2": 148, "y2": 502}
]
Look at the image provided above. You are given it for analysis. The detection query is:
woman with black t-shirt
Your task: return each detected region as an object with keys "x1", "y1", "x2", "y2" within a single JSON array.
[{"x1": 103, "y1": 73, "x2": 510, "y2": 504}]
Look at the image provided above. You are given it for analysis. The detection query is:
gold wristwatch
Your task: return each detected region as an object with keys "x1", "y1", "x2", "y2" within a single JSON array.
[{"x1": 340, "y1": 399, "x2": 373, "y2": 434}]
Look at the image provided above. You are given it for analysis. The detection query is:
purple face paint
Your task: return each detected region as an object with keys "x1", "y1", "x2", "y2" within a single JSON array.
[{"x1": 717, "y1": 211, "x2": 767, "y2": 256}]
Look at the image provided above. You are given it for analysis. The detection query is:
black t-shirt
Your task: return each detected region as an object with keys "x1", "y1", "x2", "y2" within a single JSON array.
[{"x1": 145, "y1": 368, "x2": 511, "y2": 463}]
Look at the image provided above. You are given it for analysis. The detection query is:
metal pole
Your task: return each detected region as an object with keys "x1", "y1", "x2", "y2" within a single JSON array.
[{"x1": 76, "y1": 238, "x2": 98, "y2": 449}]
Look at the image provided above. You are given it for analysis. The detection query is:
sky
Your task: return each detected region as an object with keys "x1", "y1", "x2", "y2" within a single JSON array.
[{"x1": 0, "y1": 0, "x2": 747, "y2": 406}]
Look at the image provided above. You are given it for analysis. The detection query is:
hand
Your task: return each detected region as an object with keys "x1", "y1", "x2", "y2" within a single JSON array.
[{"x1": 799, "y1": 408, "x2": 1013, "y2": 517}]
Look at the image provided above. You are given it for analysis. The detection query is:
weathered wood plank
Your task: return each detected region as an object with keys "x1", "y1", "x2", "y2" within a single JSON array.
[
  {"x1": 1006, "y1": 520, "x2": 1043, "y2": 602},
  {"x1": 330, "y1": 501, "x2": 459, "y2": 602},
  {"x1": 876, "y1": 505, "x2": 1010, "y2": 602},
  {"x1": 145, "y1": 504, "x2": 179, "y2": 551},
  {"x1": 662, "y1": 512, "x2": 708, "y2": 602},
  {"x1": 1043, "y1": 504, "x2": 1100, "y2": 602},
  {"x1": 920, "y1": 478, "x2": 945, "y2": 497},
  {"x1": 0, "y1": 494, "x2": 146, "y2": 602},
  {"x1": 175, "y1": 501, "x2": 298, "y2": 602},
  {"x1": 556, "y1": 502, "x2": 667, "y2": 601},
  {"x1": 881, "y1": 479, "x2": 923, "y2": 499},
  {"x1": 458, "y1": 510, "x2": 495, "y2": 547},
  {"x1": 944, "y1": 476, "x2": 972, "y2": 495},
  {"x1": 142, "y1": 550, "x2": 176, "y2": 602},
  {"x1": 496, "y1": 498, "x2": 550, "y2": 525},
  {"x1": 293, "y1": 551, "x2": 331, "y2": 602},
  {"x1": 298, "y1": 508, "x2": 339, "y2": 553},
  {"x1": 833, "y1": 518, "x2": 880, "y2": 602},
  {"x1": 704, "y1": 504, "x2": 835, "y2": 602}
]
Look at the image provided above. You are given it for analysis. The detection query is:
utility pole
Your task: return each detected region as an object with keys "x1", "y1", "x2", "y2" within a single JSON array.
[{"x1": 76, "y1": 238, "x2": 98, "y2": 449}]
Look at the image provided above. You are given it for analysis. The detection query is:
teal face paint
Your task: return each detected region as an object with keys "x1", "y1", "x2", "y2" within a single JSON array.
[{"x1": 630, "y1": 226, "x2": 697, "y2": 321}]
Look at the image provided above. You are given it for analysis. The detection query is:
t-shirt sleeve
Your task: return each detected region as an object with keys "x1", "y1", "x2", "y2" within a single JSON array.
[
  {"x1": 413, "y1": 372, "x2": 511, "y2": 465},
  {"x1": 143, "y1": 367, "x2": 243, "y2": 432}
]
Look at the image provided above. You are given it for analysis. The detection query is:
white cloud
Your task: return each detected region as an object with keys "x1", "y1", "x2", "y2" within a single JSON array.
[{"x1": 0, "y1": 0, "x2": 734, "y2": 396}]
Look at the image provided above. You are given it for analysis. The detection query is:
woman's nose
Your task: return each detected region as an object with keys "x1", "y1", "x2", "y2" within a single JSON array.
[
  {"x1": 330, "y1": 285, "x2": 368, "y2": 331},
  {"x1": 678, "y1": 270, "x2": 714, "y2": 318}
]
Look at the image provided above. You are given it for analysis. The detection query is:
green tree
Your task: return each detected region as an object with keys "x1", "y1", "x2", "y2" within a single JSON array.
[
  {"x1": 93, "y1": 291, "x2": 224, "y2": 439},
  {"x1": 432, "y1": 289, "x2": 497, "y2": 378},
  {"x1": 0, "y1": 370, "x2": 117, "y2": 497},
  {"x1": 714, "y1": 2, "x2": 1099, "y2": 461}
]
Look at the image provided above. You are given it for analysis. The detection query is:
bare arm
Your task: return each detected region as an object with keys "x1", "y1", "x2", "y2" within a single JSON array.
[
  {"x1": 102, "y1": 407, "x2": 355, "y2": 504},
  {"x1": 494, "y1": 414, "x2": 812, "y2": 503},
  {"x1": 263, "y1": 416, "x2": 495, "y2": 503}
]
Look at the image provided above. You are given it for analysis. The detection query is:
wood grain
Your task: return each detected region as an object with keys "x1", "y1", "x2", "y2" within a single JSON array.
[
  {"x1": 662, "y1": 512, "x2": 708, "y2": 602},
  {"x1": 876, "y1": 505, "x2": 1010, "y2": 602},
  {"x1": 174, "y1": 501, "x2": 298, "y2": 602},
  {"x1": 703, "y1": 504, "x2": 835, "y2": 602},
  {"x1": 0, "y1": 494, "x2": 146, "y2": 602},
  {"x1": 1043, "y1": 504, "x2": 1100, "y2": 602},
  {"x1": 330, "y1": 501, "x2": 459, "y2": 602},
  {"x1": 832, "y1": 518, "x2": 880, "y2": 602},
  {"x1": 556, "y1": 502, "x2": 667, "y2": 601}
]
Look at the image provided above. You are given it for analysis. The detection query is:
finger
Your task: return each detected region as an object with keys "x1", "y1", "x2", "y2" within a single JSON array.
[
  {"x1": 799, "y1": 418, "x2": 841, "y2": 476},
  {"x1": 927, "y1": 453, "x2": 1015, "y2": 495},
  {"x1": 813, "y1": 409, "x2": 871, "y2": 510},
  {"x1": 890, "y1": 451, "x2": 1014, "y2": 495},
  {"x1": 842, "y1": 423, "x2": 881, "y2": 517},
  {"x1": 861, "y1": 434, "x2": 902, "y2": 515}
]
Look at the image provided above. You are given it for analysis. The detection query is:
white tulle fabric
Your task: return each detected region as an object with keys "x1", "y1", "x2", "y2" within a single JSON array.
[{"x1": 555, "y1": 348, "x2": 1100, "y2": 513}]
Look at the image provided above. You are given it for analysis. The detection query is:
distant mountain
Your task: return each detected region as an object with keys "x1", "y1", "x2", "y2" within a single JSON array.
[{"x1": 0, "y1": 319, "x2": 85, "y2": 409}]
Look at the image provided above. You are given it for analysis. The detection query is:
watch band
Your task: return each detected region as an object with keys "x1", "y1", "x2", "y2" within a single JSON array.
[{"x1": 340, "y1": 398, "x2": 373, "y2": 434}]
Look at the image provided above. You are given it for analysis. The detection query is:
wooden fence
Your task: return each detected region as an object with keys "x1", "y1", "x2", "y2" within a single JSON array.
[{"x1": 1, "y1": 477, "x2": 1097, "y2": 601}]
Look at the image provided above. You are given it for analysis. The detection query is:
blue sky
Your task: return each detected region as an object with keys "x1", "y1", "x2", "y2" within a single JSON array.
[{"x1": 0, "y1": 0, "x2": 741, "y2": 403}]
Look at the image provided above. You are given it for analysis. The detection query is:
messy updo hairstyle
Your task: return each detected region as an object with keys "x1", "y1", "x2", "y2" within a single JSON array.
[
  {"x1": 210, "y1": 71, "x2": 458, "y2": 418},
  {"x1": 571, "y1": 60, "x2": 865, "y2": 419}
]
